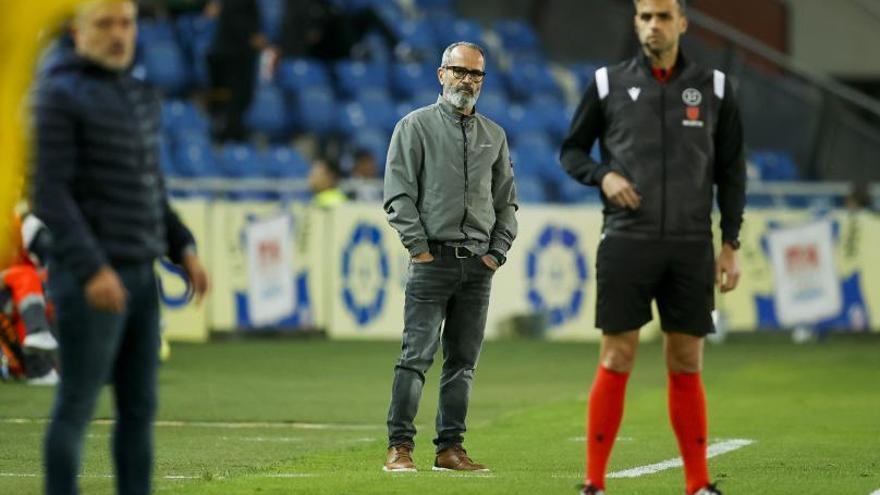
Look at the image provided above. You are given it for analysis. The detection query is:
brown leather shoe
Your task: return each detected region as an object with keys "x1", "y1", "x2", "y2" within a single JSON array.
[
  {"x1": 383, "y1": 443, "x2": 416, "y2": 472},
  {"x1": 432, "y1": 444, "x2": 489, "y2": 472}
]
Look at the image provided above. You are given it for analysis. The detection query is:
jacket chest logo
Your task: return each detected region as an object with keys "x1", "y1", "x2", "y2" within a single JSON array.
[
  {"x1": 682, "y1": 87, "x2": 704, "y2": 128},
  {"x1": 682, "y1": 88, "x2": 702, "y2": 106},
  {"x1": 627, "y1": 87, "x2": 641, "y2": 101}
]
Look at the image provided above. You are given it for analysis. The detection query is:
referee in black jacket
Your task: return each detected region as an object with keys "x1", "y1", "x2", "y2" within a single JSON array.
[
  {"x1": 33, "y1": 2, "x2": 208, "y2": 494},
  {"x1": 560, "y1": 1, "x2": 745, "y2": 494}
]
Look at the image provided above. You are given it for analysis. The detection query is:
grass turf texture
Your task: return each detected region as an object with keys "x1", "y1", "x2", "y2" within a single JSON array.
[{"x1": 1, "y1": 333, "x2": 878, "y2": 494}]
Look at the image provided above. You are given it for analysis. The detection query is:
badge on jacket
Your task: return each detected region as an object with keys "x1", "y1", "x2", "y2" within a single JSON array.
[{"x1": 682, "y1": 88, "x2": 704, "y2": 128}]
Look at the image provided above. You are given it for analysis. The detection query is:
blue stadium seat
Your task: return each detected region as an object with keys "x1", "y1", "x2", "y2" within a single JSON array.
[
  {"x1": 559, "y1": 178, "x2": 601, "y2": 204},
  {"x1": 392, "y1": 62, "x2": 438, "y2": 100},
  {"x1": 257, "y1": 0, "x2": 284, "y2": 43},
  {"x1": 334, "y1": 61, "x2": 390, "y2": 98},
  {"x1": 475, "y1": 90, "x2": 508, "y2": 125},
  {"x1": 569, "y1": 62, "x2": 602, "y2": 94},
  {"x1": 338, "y1": 90, "x2": 398, "y2": 135},
  {"x1": 433, "y1": 19, "x2": 485, "y2": 52},
  {"x1": 750, "y1": 150, "x2": 800, "y2": 181},
  {"x1": 504, "y1": 103, "x2": 547, "y2": 143},
  {"x1": 479, "y1": 67, "x2": 508, "y2": 97},
  {"x1": 219, "y1": 144, "x2": 264, "y2": 178},
  {"x1": 162, "y1": 100, "x2": 209, "y2": 135},
  {"x1": 174, "y1": 14, "x2": 216, "y2": 88},
  {"x1": 506, "y1": 57, "x2": 563, "y2": 101},
  {"x1": 174, "y1": 141, "x2": 218, "y2": 177},
  {"x1": 276, "y1": 58, "x2": 330, "y2": 94},
  {"x1": 515, "y1": 175, "x2": 548, "y2": 203},
  {"x1": 395, "y1": 100, "x2": 418, "y2": 122},
  {"x1": 294, "y1": 86, "x2": 338, "y2": 134},
  {"x1": 137, "y1": 19, "x2": 176, "y2": 46},
  {"x1": 394, "y1": 19, "x2": 438, "y2": 60},
  {"x1": 140, "y1": 41, "x2": 189, "y2": 95},
  {"x1": 494, "y1": 19, "x2": 541, "y2": 52},
  {"x1": 244, "y1": 83, "x2": 289, "y2": 140},
  {"x1": 352, "y1": 127, "x2": 391, "y2": 169},
  {"x1": 262, "y1": 146, "x2": 311, "y2": 178}
]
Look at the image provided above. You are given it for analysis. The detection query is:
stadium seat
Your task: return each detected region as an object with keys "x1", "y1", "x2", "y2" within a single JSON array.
[
  {"x1": 750, "y1": 150, "x2": 800, "y2": 181},
  {"x1": 392, "y1": 62, "x2": 438, "y2": 100},
  {"x1": 432, "y1": 18, "x2": 485, "y2": 52},
  {"x1": 494, "y1": 19, "x2": 541, "y2": 52},
  {"x1": 276, "y1": 58, "x2": 330, "y2": 94},
  {"x1": 338, "y1": 90, "x2": 398, "y2": 135},
  {"x1": 504, "y1": 103, "x2": 548, "y2": 143},
  {"x1": 162, "y1": 100, "x2": 209, "y2": 135},
  {"x1": 352, "y1": 127, "x2": 391, "y2": 170},
  {"x1": 174, "y1": 141, "x2": 219, "y2": 177},
  {"x1": 219, "y1": 143, "x2": 264, "y2": 178},
  {"x1": 293, "y1": 86, "x2": 338, "y2": 135},
  {"x1": 394, "y1": 19, "x2": 438, "y2": 61},
  {"x1": 515, "y1": 176, "x2": 548, "y2": 203},
  {"x1": 506, "y1": 57, "x2": 563, "y2": 101},
  {"x1": 140, "y1": 41, "x2": 189, "y2": 95},
  {"x1": 174, "y1": 14, "x2": 216, "y2": 89},
  {"x1": 257, "y1": 0, "x2": 284, "y2": 44},
  {"x1": 262, "y1": 146, "x2": 311, "y2": 178},
  {"x1": 244, "y1": 83, "x2": 289, "y2": 140},
  {"x1": 334, "y1": 61, "x2": 390, "y2": 99}
]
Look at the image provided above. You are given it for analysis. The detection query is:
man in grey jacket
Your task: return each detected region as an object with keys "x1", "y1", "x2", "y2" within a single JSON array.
[{"x1": 382, "y1": 41, "x2": 518, "y2": 473}]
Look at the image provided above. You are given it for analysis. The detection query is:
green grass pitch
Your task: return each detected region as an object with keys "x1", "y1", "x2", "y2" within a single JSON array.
[{"x1": 1, "y1": 333, "x2": 878, "y2": 494}]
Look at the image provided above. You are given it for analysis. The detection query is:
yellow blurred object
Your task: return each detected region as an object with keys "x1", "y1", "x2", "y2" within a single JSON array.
[{"x1": 0, "y1": 0, "x2": 85, "y2": 266}]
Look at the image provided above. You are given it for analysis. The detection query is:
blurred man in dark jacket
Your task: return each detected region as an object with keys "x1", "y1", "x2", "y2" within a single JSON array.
[{"x1": 32, "y1": 2, "x2": 208, "y2": 494}]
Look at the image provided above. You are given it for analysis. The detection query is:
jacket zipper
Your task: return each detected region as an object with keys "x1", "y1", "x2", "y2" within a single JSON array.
[
  {"x1": 660, "y1": 85, "x2": 667, "y2": 238},
  {"x1": 458, "y1": 120, "x2": 470, "y2": 238}
]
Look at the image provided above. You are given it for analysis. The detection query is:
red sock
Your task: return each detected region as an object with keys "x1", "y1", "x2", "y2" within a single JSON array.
[
  {"x1": 586, "y1": 366, "x2": 630, "y2": 489},
  {"x1": 668, "y1": 371, "x2": 710, "y2": 494}
]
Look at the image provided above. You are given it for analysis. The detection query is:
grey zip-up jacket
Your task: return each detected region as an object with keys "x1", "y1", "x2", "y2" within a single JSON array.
[{"x1": 383, "y1": 95, "x2": 518, "y2": 257}]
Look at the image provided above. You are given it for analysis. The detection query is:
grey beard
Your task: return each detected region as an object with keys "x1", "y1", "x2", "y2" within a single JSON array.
[{"x1": 443, "y1": 85, "x2": 480, "y2": 111}]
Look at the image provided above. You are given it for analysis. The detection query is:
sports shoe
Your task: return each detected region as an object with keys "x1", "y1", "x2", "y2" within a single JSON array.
[
  {"x1": 23, "y1": 331, "x2": 58, "y2": 351},
  {"x1": 27, "y1": 368, "x2": 59, "y2": 386},
  {"x1": 383, "y1": 443, "x2": 416, "y2": 472},
  {"x1": 693, "y1": 483, "x2": 722, "y2": 495},
  {"x1": 577, "y1": 483, "x2": 605, "y2": 495},
  {"x1": 433, "y1": 444, "x2": 489, "y2": 472}
]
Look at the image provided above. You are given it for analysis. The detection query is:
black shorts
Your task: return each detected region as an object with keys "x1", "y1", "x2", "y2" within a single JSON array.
[{"x1": 595, "y1": 235, "x2": 715, "y2": 336}]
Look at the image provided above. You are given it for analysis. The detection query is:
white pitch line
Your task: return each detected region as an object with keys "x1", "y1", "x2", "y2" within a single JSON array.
[
  {"x1": 0, "y1": 472, "x2": 198, "y2": 480},
  {"x1": 1, "y1": 417, "x2": 381, "y2": 431},
  {"x1": 869, "y1": 490, "x2": 880, "y2": 495},
  {"x1": 608, "y1": 438, "x2": 754, "y2": 479}
]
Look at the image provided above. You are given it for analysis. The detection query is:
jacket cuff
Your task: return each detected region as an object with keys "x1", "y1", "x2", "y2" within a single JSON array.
[
  {"x1": 489, "y1": 238, "x2": 510, "y2": 256},
  {"x1": 407, "y1": 240, "x2": 430, "y2": 257},
  {"x1": 591, "y1": 164, "x2": 612, "y2": 187},
  {"x1": 73, "y1": 255, "x2": 107, "y2": 288}
]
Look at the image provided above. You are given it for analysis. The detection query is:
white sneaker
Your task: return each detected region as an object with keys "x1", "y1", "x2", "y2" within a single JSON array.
[
  {"x1": 27, "y1": 368, "x2": 59, "y2": 386},
  {"x1": 23, "y1": 331, "x2": 58, "y2": 351}
]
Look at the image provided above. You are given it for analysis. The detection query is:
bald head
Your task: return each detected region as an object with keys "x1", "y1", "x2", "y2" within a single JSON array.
[{"x1": 72, "y1": 0, "x2": 137, "y2": 71}]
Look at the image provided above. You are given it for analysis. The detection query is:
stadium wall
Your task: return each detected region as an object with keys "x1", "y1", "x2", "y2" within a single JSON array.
[{"x1": 158, "y1": 200, "x2": 880, "y2": 342}]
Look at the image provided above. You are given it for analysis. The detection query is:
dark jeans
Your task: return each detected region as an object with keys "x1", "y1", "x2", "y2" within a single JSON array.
[
  {"x1": 44, "y1": 262, "x2": 160, "y2": 495},
  {"x1": 387, "y1": 254, "x2": 494, "y2": 452}
]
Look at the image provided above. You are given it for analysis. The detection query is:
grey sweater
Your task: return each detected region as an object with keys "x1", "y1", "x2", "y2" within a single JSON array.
[{"x1": 383, "y1": 96, "x2": 518, "y2": 258}]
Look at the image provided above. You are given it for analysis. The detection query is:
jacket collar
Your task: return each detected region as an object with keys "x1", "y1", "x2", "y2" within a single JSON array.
[
  {"x1": 437, "y1": 94, "x2": 476, "y2": 123},
  {"x1": 637, "y1": 49, "x2": 689, "y2": 83}
]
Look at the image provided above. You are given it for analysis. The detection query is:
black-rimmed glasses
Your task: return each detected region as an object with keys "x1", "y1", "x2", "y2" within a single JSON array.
[{"x1": 442, "y1": 65, "x2": 486, "y2": 82}]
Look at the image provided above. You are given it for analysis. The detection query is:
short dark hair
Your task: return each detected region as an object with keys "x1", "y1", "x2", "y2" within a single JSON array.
[{"x1": 633, "y1": 0, "x2": 687, "y2": 14}]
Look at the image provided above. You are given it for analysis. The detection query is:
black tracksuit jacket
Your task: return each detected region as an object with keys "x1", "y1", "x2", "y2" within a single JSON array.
[{"x1": 560, "y1": 52, "x2": 746, "y2": 244}]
